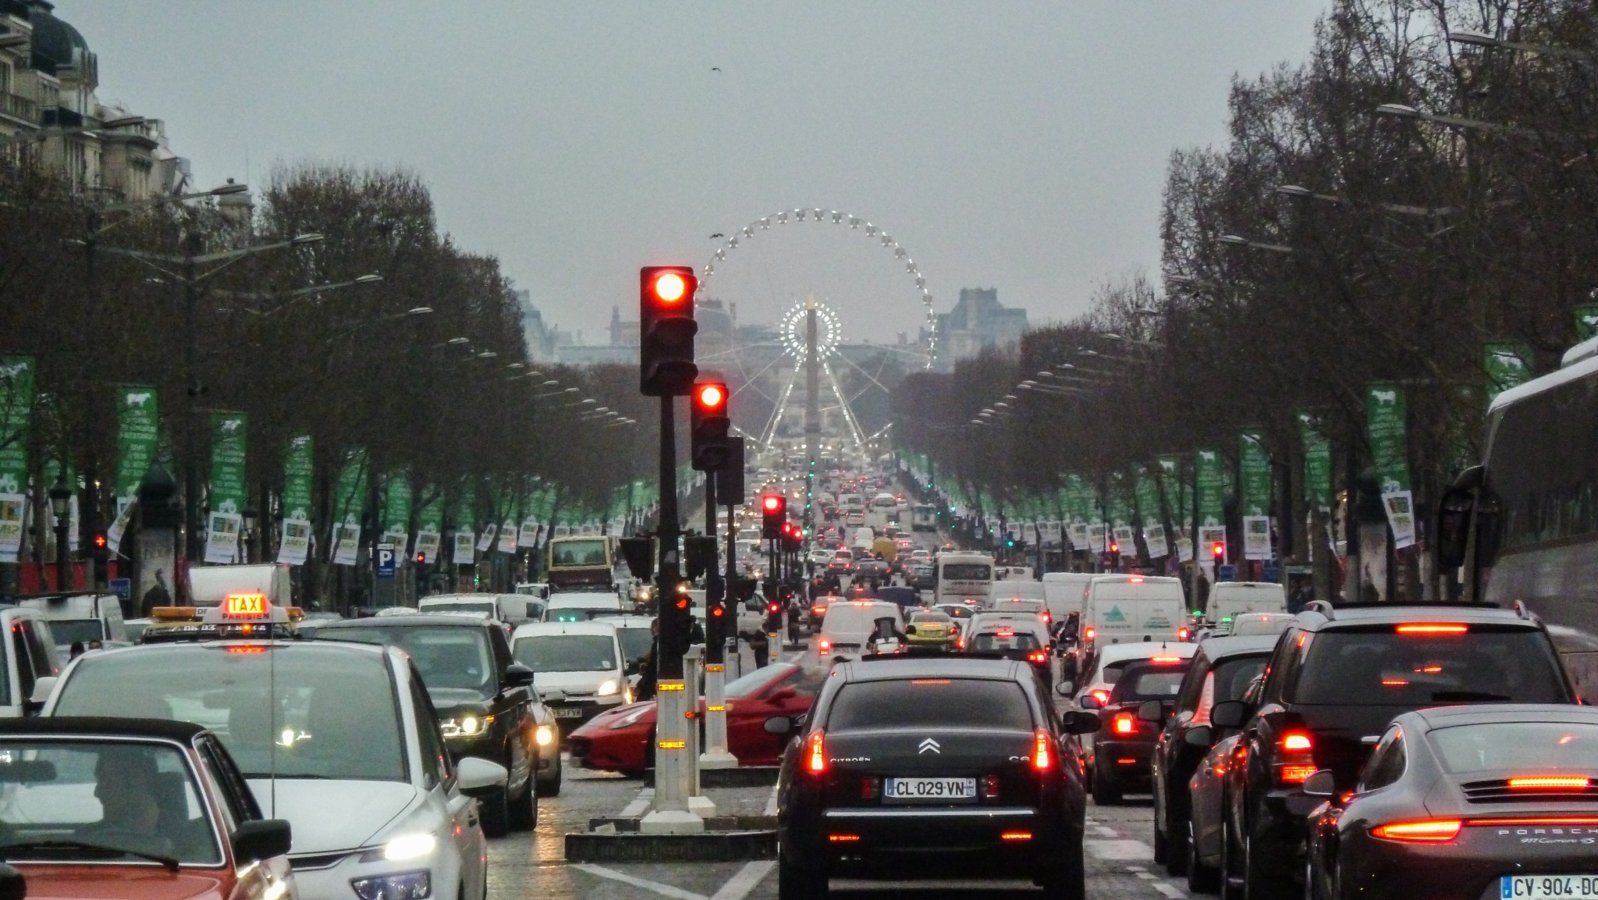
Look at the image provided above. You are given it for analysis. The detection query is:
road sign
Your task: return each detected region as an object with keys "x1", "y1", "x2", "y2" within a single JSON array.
[
  {"x1": 1217, "y1": 564, "x2": 1236, "y2": 582},
  {"x1": 376, "y1": 543, "x2": 397, "y2": 578},
  {"x1": 109, "y1": 577, "x2": 131, "y2": 601}
]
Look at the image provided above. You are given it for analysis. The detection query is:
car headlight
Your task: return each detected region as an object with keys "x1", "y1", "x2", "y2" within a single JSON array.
[
  {"x1": 352, "y1": 870, "x2": 430, "y2": 900},
  {"x1": 597, "y1": 680, "x2": 619, "y2": 696},
  {"x1": 610, "y1": 707, "x2": 650, "y2": 729},
  {"x1": 535, "y1": 724, "x2": 555, "y2": 747},
  {"x1": 382, "y1": 832, "x2": 438, "y2": 862}
]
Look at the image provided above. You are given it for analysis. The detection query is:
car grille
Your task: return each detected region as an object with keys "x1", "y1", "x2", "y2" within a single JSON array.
[
  {"x1": 1462, "y1": 778, "x2": 1598, "y2": 803},
  {"x1": 290, "y1": 851, "x2": 352, "y2": 871}
]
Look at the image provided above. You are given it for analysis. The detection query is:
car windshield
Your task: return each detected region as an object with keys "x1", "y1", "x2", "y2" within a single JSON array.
[
  {"x1": 309, "y1": 626, "x2": 495, "y2": 698},
  {"x1": 53, "y1": 647, "x2": 407, "y2": 782},
  {"x1": 1111, "y1": 665, "x2": 1189, "y2": 702},
  {"x1": 47, "y1": 619, "x2": 104, "y2": 646},
  {"x1": 1292, "y1": 628, "x2": 1569, "y2": 705},
  {"x1": 828, "y1": 678, "x2": 1032, "y2": 731},
  {"x1": 1431, "y1": 722, "x2": 1598, "y2": 774},
  {"x1": 550, "y1": 540, "x2": 608, "y2": 566},
  {"x1": 942, "y1": 564, "x2": 991, "y2": 580},
  {"x1": 513, "y1": 634, "x2": 616, "y2": 673},
  {"x1": 0, "y1": 739, "x2": 223, "y2": 866},
  {"x1": 970, "y1": 631, "x2": 1039, "y2": 652},
  {"x1": 614, "y1": 627, "x2": 652, "y2": 665}
]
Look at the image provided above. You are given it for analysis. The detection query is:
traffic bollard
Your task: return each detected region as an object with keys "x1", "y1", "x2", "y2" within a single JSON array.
[
  {"x1": 639, "y1": 677, "x2": 704, "y2": 834},
  {"x1": 683, "y1": 646, "x2": 717, "y2": 817},
  {"x1": 701, "y1": 660, "x2": 738, "y2": 769}
]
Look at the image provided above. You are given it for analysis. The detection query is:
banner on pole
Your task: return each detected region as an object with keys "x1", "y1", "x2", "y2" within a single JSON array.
[
  {"x1": 0, "y1": 357, "x2": 35, "y2": 563},
  {"x1": 278, "y1": 436, "x2": 314, "y2": 566},
  {"x1": 205, "y1": 412, "x2": 247, "y2": 564}
]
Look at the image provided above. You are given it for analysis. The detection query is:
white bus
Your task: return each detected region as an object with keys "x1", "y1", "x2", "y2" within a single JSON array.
[
  {"x1": 934, "y1": 551, "x2": 995, "y2": 607},
  {"x1": 1442, "y1": 335, "x2": 1598, "y2": 699}
]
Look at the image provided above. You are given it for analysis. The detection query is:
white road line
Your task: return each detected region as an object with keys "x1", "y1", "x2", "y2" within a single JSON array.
[
  {"x1": 1085, "y1": 839, "x2": 1156, "y2": 860},
  {"x1": 619, "y1": 786, "x2": 655, "y2": 818},
  {"x1": 572, "y1": 864, "x2": 708, "y2": 900},
  {"x1": 1092, "y1": 825, "x2": 1119, "y2": 837},
  {"x1": 1153, "y1": 882, "x2": 1186, "y2": 898},
  {"x1": 709, "y1": 861, "x2": 776, "y2": 900},
  {"x1": 763, "y1": 783, "x2": 779, "y2": 816}
]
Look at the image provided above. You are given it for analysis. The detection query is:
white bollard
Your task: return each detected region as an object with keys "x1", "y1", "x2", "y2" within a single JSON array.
[
  {"x1": 700, "y1": 661, "x2": 739, "y2": 769},
  {"x1": 723, "y1": 637, "x2": 742, "y2": 682},
  {"x1": 682, "y1": 646, "x2": 717, "y2": 818},
  {"x1": 640, "y1": 677, "x2": 704, "y2": 834}
]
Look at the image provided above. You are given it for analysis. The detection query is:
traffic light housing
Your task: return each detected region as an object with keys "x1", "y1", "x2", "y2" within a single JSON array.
[
  {"x1": 640, "y1": 266, "x2": 698, "y2": 396},
  {"x1": 1211, "y1": 540, "x2": 1226, "y2": 565},
  {"x1": 1108, "y1": 540, "x2": 1121, "y2": 570},
  {"x1": 91, "y1": 531, "x2": 109, "y2": 586},
  {"x1": 764, "y1": 598, "x2": 782, "y2": 634},
  {"x1": 761, "y1": 493, "x2": 786, "y2": 539},
  {"x1": 684, "y1": 535, "x2": 716, "y2": 581},
  {"x1": 689, "y1": 380, "x2": 731, "y2": 471}
]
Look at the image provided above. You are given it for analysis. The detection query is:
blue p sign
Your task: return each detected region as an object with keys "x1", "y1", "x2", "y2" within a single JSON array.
[{"x1": 376, "y1": 543, "x2": 397, "y2": 578}]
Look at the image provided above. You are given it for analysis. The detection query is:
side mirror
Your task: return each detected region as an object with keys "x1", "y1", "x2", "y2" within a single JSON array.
[
  {"x1": 1078, "y1": 693, "x2": 1103, "y2": 710},
  {"x1": 1063, "y1": 710, "x2": 1101, "y2": 735},
  {"x1": 763, "y1": 714, "x2": 796, "y2": 736},
  {"x1": 1209, "y1": 700, "x2": 1248, "y2": 730},
  {"x1": 904, "y1": 625, "x2": 917, "y2": 636},
  {"x1": 232, "y1": 818, "x2": 293, "y2": 861},
  {"x1": 1302, "y1": 769, "x2": 1336, "y2": 799},
  {"x1": 456, "y1": 756, "x2": 509, "y2": 795},
  {"x1": 502, "y1": 663, "x2": 535, "y2": 688},
  {"x1": 1183, "y1": 725, "x2": 1214, "y2": 749},
  {"x1": 1137, "y1": 699, "x2": 1166, "y2": 724},
  {"x1": 625, "y1": 659, "x2": 641, "y2": 676},
  {"x1": 1055, "y1": 680, "x2": 1076, "y2": 696},
  {"x1": 28, "y1": 675, "x2": 56, "y2": 710}
]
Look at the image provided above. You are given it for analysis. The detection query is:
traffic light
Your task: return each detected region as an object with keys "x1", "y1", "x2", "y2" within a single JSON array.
[
  {"x1": 91, "y1": 531, "x2": 109, "y2": 586},
  {"x1": 689, "y1": 380, "x2": 731, "y2": 471},
  {"x1": 1211, "y1": 540, "x2": 1227, "y2": 565},
  {"x1": 765, "y1": 599, "x2": 783, "y2": 634},
  {"x1": 761, "y1": 493, "x2": 786, "y2": 539},
  {"x1": 684, "y1": 535, "x2": 716, "y2": 580},
  {"x1": 1109, "y1": 540, "x2": 1121, "y2": 570},
  {"x1": 639, "y1": 266, "x2": 698, "y2": 396}
]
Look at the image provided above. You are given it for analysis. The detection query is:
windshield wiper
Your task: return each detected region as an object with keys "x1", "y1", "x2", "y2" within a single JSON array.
[
  {"x1": 1431, "y1": 690, "x2": 1512, "y2": 702},
  {"x1": 0, "y1": 839, "x2": 180, "y2": 873}
]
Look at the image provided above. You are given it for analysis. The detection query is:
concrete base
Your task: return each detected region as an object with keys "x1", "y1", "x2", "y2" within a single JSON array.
[
  {"x1": 699, "y1": 750, "x2": 740, "y2": 769},
  {"x1": 639, "y1": 809, "x2": 705, "y2": 835},
  {"x1": 688, "y1": 794, "x2": 718, "y2": 818},
  {"x1": 565, "y1": 829, "x2": 777, "y2": 862}
]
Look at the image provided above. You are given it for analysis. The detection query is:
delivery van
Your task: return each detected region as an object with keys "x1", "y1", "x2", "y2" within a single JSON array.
[
  {"x1": 1078, "y1": 575, "x2": 1188, "y2": 675},
  {"x1": 1205, "y1": 581, "x2": 1287, "y2": 626},
  {"x1": 17, "y1": 593, "x2": 127, "y2": 654},
  {"x1": 1041, "y1": 572, "x2": 1095, "y2": 625},
  {"x1": 187, "y1": 563, "x2": 293, "y2": 609}
]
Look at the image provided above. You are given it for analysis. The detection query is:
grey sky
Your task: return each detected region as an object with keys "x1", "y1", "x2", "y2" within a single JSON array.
[{"x1": 68, "y1": 2, "x2": 1327, "y2": 347}]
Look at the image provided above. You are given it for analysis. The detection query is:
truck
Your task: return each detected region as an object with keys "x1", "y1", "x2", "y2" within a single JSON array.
[{"x1": 17, "y1": 593, "x2": 128, "y2": 655}]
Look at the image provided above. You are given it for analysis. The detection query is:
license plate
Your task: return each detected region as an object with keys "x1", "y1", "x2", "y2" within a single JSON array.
[
  {"x1": 884, "y1": 777, "x2": 976, "y2": 801},
  {"x1": 552, "y1": 708, "x2": 583, "y2": 718},
  {"x1": 1502, "y1": 876, "x2": 1598, "y2": 898}
]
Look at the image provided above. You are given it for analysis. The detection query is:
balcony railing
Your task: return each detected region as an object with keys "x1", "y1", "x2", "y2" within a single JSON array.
[{"x1": 0, "y1": 90, "x2": 37, "y2": 124}]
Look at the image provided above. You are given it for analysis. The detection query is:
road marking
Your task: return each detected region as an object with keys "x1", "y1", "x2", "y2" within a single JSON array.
[
  {"x1": 1085, "y1": 839, "x2": 1156, "y2": 860},
  {"x1": 1092, "y1": 824, "x2": 1119, "y2": 837},
  {"x1": 619, "y1": 786, "x2": 655, "y2": 818},
  {"x1": 763, "y1": 783, "x2": 779, "y2": 816},
  {"x1": 1153, "y1": 882, "x2": 1186, "y2": 898},
  {"x1": 572, "y1": 864, "x2": 708, "y2": 900},
  {"x1": 709, "y1": 861, "x2": 775, "y2": 900}
]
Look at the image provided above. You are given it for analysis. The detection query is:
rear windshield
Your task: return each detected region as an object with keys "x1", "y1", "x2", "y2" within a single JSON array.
[
  {"x1": 942, "y1": 564, "x2": 992, "y2": 581},
  {"x1": 970, "y1": 631, "x2": 1040, "y2": 652},
  {"x1": 47, "y1": 620, "x2": 104, "y2": 645},
  {"x1": 420, "y1": 601, "x2": 494, "y2": 615},
  {"x1": 1292, "y1": 628, "x2": 1569, "y2": 705},
  {"x1": 1432, "y1": 722, "x2": 1598, "y2": 774},
  {"x1": 513, "y1": 634, "x2": 616, "y2": 673},
  {"x1": 1111, "y1": 664, "x2": 1189, "y2": 702},
  {"x1": 828, "y1": 679, "x2": 1032, "y2": 731},
  {"x1": 1212, "y1": 656, "x2": 1269, "y2": 704}
]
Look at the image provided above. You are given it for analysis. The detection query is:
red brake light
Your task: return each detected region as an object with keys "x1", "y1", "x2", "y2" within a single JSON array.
[
  {"x1": 819, "y1": 639, "x2": 831, "y2": 653},
  {"x1": 1027, "y1": 651, "x2": 1046, "y2": 663},
  {"x1": 1395, "y1": 623, "x2": 1468, "y2": 635},
  {"x1": 806, "y1": 730, "x2": 828, "y2": 775},
  {"x1": 1178, "y1": 627, "x2": 1190, "y2": 641},
  {"x1": 1112, "y1": 714, "x2": 1135, "y2": 735},
  {"x1": 1508, "y1": 776, "x2": 1592, "y2": 790},
  {"x1": 1032, "y1": 730, "x2": 1053, "y2": 772},
  {"x1": 1083, "y1": 626, "x2": 1096, "y2": 641},
  {"x1": 1151, "y1": 656, "x2": 1182, "y2": 664},
  {"x1": 1371, "y1": 819, "x2": 1461, "y2": 843},
  {"x1": 1090, "y1": 689, "x2": 1111, "y2": 706},
  {"x1": 1281, "y1": 731, "x2": 1313, "y2": 752}
]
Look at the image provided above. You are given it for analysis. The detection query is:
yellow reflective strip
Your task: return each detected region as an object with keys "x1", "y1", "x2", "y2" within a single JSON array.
[
  {"x1": 657, "y1": 682, "x2": 686, "y2": 692},
  {"x1": 657, "y1": 740, "x2": 687, "y2": 750},
  {"x1": 706, "y1": 705, "x2": 725, "y2": 712},
  {"x1": 706, "y1": 665, "x2": 725, "y2": 673}
]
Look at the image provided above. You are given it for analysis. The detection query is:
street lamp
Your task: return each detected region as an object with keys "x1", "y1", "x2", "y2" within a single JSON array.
[
  {"x1": 49, "y1": 476, "x2": 72, "y2": 591},
  {"x1": 1447, "y1": 29, "x2": 1596, "y2": 61},
  {"x1": 1217, "y1": 233, "x2": 1296, "y2": 254},
  {"x1": 215, "y1": 272, "x2": 384, "y2": 314},
  {"x1": 0, "y1": 114, "x2": 147, "y2": 147},
  {"x1": 242, "y1": 507, "x2": 258, "y2": 564}
]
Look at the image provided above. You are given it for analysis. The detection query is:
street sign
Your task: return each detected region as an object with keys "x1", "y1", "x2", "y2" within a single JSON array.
[
  {"x1": 1262, "y1": 561, "x2": 1281, "y2": 583},
  {"x1": 376, "y1": 543, "x2": 397, "y2": 578},
  {"x1": 1217, "y1": 564, "x2": 1237, "y2": 582},
  {"x1": 109, "y1": 577, "x2": 131, "y2": 601}
]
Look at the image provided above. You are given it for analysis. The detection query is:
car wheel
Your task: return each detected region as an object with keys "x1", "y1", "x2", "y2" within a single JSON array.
[
  {"x1": 507, "y1": 756, "x2": 537, "y2": 831},
  {"x1": 479, "y1": 785, "x2": 510, "y2": 839},
  {"x1": 1039, "y1": 839, "x2": 1086, "y2": 900},
  {"x1": 537, "y1": 750, "x2": 563, "y2": 797},
  {"x1": 1186, "y1": 817, "x2": 1220, "y2": 894},
  {"x1": 777, "y1": 851, "x2": 826, "y2": 898},
  {"x1": 1243, "y1": 826, "x2": 1292, "y2": 899},
  {"x1": 1165, "y1": 806, "x2": 1189, "y2": 877},
  {"x1": 1090, "y1": 761, "x2": 1122, "y2": 806}
]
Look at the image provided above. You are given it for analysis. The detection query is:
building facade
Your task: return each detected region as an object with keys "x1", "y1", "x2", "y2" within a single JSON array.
[{"x1": 933, "y1": 287, "x2": 1028, "y2": 370}]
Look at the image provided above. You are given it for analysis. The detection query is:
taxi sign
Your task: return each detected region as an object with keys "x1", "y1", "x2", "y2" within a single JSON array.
[{"x1": 223, "y1": 593, "x2": 268, "y2": 619}]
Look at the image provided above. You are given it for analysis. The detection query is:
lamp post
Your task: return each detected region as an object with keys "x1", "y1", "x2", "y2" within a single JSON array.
[
  {"x1": 241, "y1": 507, "x2": 257, "y2": 564},
  {"x1": 48, "y1": 476, "x2": 71, "y2": 591}
]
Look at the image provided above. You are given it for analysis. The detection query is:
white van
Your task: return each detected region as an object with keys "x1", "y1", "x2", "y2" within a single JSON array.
[
  {"x1": 1081, "y1": 575, "x2": 1189, "y2": 656},
  {"x1": 1, "y1": 607, "x2": 62, "y2": 716},
  {"x1": 850, "y1": 527, "x2": 875, "y2": 551},
  {"x1": 1206, "y1": 581, "x2": 1287, "y2": 625},
  {"x1": 816, "y1": 600, "x2": 904, "y2": 662},
  {"x1": 1041, "y1": 572, "x2": 1096, "y2": 625},
  {"x1": 509, "y1": 621, "x2": 629, "y2": 730},
  {"x1": 18, "y1": 593, "x2": 127, "y2": 654},
  {"x1": 418, "y1": 593, "x2": 538, "y2": 626},
  {"x1": 187, "y1": 562, "x2": 293, "y2": 609},
  {"x1": 542, "y1": 592, "x2": 626, "y2": 623}
]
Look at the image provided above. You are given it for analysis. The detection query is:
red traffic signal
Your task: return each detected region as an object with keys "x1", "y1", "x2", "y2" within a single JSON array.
[
  {"x1": 92, "y1": 532, "x2": 108, "y2": 551},
  {"x1": 1211, "y1": 541, "x2": 1226, "y2": 562},
  {"x1": 768, "y1": 601, "x2": 781, "y2": 614},
  {"x1": 690, "y1": 379, "x2": 731, "y2": 471},
  {"x1": 1108, "y1": 541, "x2": 1119, "y2": 554},
  {"x1": 415, "y1": 551, "x2": 426, "y2": 564},
  {"x1": 762, "y1": 495, "x2": 782, "y2": 512},
  {"x1": 694, "y1": 381, "x2": 726, "y2": 411},
  {"x1": 762, "y1": 493, "x2": 786, "y2": 539},
  {"x1": 639, "y1": 266, "x2": 699, "y2": 396}
]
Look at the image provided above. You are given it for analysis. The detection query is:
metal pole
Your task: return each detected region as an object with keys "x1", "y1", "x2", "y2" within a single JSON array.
[
  {"x1": 183, "y1": 250, "x2": 200, "y2": 574},
  {"x1": 704, "y1": 474, "x2": 722, "y2": 664},
  {"x1": 54, "y1": 515, "x2": 69, "y2": 592},
  {"x1": 1344, "y1": 445, "x2": 1362, "y2": 603}
]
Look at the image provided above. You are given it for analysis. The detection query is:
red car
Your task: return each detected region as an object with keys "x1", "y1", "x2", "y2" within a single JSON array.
[{"x1": 569, "y1": 662, "x2": 824, "y2": 775}]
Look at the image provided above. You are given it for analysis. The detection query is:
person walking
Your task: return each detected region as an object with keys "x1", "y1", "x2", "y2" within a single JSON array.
[{"x1": 140, "y1": 570, "x2": 172, "y2": 617}]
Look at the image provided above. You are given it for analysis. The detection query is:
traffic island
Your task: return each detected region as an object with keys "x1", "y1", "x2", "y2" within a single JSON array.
[
  {"x1": 644, "y1": 765, "x2": 780, "y2": 788},
  {"x1": 565, "y1": 822, "x2": 777, "y2": 862}
]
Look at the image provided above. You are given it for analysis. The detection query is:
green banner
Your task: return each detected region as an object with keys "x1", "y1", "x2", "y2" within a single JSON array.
[
  {"x1": 281, "y1": 436, "x2": 313, "y2": 522},
  {"x1": 454, "y1": 481, "x2": 478, "y2": 530},
  {"x1": 1366, "y1": 384, "x2": 1411, "y2": 493},
  {"x1": 329, "y1": 448, "x2": 368, "y2": 565},
  {"x1": 1298, "y1": 412, "x2": 1332, "y2": 510},
  {"x1": 1134, "y1": 467, "x2": 1159, "y2": 524},
  {"x1": 1485, "y1": 342, "x2": 1534, "y2": 400},
  {"x1": 0, "y1": 356, "x2": 34, "y2": 502},
  {"x1": 115, "y1": 385, "x2": 158, "y2": 508},
  {"x1": 1156, "y1": 454, "x2": 1185, "y2": 521},
  {"x1": 417, "y1": 487, "x2": 443, "y2": 533},
  {"x1": 383, "y1": 468, "x2": 413, "y2": 538},
  {"x1": 208, "y1": 412, "x2": 248, "y2": 515},
  {"x1": 1578, "y1": 306, "x2": 1598, "y2": 342},
  {"x1": 1196, "y1": 447, "x2": 1224, "y2": 527},
  {"x1": 1239, "y1": 430, "x2": 1272, "y2": 517}
]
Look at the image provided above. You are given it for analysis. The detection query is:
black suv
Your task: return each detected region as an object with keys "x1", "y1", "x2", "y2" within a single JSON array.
[
  {"x1": 772, "y1": 655, "x2": 1099, "y2": 899},
  {"x1": 301, "y1": 614, "x2": 560, "y2": 835},
  {"x1": 1146, "y1": 633, "x2": 1278, "y2": 876},
  {"x1": 1212, "y1": 603, "x2": 1576, "y2": 897}
]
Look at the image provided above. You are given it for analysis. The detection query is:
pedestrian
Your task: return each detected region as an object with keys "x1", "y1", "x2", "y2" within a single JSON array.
[
  {"x1": 140, "y1": 570, "x2": 172, "y2": 617},
  {"x1": 88, "y1": 639, "x2": 103, "y2": 652},
  {"x1": 747, "y1": 626, "x2": 770, "y2": 669},
  {"x1": 69, "y1": 641, "x2": 84, "y2": 661},
  {"x1": 634, "y1": 619, "x2": 659, "y2": 701}
]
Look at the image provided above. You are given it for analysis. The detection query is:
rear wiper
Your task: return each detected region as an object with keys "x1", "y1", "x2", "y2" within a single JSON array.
[
  {"x1": 1430, "y1": 690, "x2": 1512, "y2": 702},
  {"x1": 0, "y1": 839, "x2": 180, "y2": 873}
]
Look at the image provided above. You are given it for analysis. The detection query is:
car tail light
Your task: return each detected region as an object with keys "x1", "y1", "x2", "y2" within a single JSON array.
[
  {"x1": 1276, "y1": 729, "x2": 1315, "y2": 785},
  {"x1": 1151, "y1": 656, "x2": 1182, "y2": 664},
  {"x1": 1084, "y1": 626, "x2": 1096, "y2": 641},
  {"x1": 859, "y1": 777, "x2": 879, "y2": 800},
  {"x1": 1472, "y1": 816, "x2": 1598, "y2": 827},
  {"x1": 1395, "y1": 623, "x2": 1468, "y2": 635},
  {"x1": 1178, "y1": 627, "x2": 1190, "y2": 641},
  {"x1": 819, "y1": 639, "x2": 831, "y2": 653},
  {"x1": 1000, "y1": 831, "x2": 1032, "y2": 841},
  {"x1": 982, "y1": 774, "x2": 1001, "y2": 798},
  {"x1": 1027, "y1": 651, "x2": 1047, "y2": 663},
  {"x1": 828, "y1": 833, "x2": 860, "y2": 843},
  {"x1": 1370, "y1": 818, "x2": 1462, "y2": 843},
  {"x1": 806, "y1": 730, "x2": 828, "y2": 775},
  {"x1": 1112, "y1": 713, "x2": 1136, "y2": 736},
  {"x1": 1281, "y1": 732, "x2": 1313, "y2": 752},
  {"x1": 1090, "y1": 689, "x2": 1111, "y2": 706},
  {"x1": 1032, "y1": 730, "x2": 1053, "y2": 772},
  {"x1": 1508, "y1": 776, "x2": 1593, "y2": 790}
]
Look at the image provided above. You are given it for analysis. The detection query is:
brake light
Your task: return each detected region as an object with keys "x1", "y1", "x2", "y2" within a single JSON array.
[
  {"x1": 1178, "y1": 627, "x2": 1189, "y2": 641},
  {"x1": 859, "y1": 777, "x2": 879, "y2": 800},
  {"x1": 1395, "y1": 623, "x2": 1468, "y2": 635},
  {"x1": 1084, "y1": 627, "x2": 1096, "y2": 641},
  {"x1": 1472, "y1": 816, "x2": 1598, "y2": 827},
  {"x1": 1027, "y1": 651, "x2": 1046, "y2": 663},
  {"x1": 1276, "y1": 730, "x2": 1315, "y2": 785},
  {"x1": 819, "y1": 639, "x2": 831, "y2": 653},
  {"x1": 1112, "y1": 713, "x2": 1136, "y2": 736},
  {"x1": 806, "y1": 730, "x2": 828, "y2": 775},
  {"x1": 1508, "y1": 776, "x2": 1592, "y2": 790},
  {"x1": 1281, "y1": 732, "x2": 1313, "y2": 752},
  {"x1": 1370, "y1": 819, "x2": 1461, "y2": 843},
  {"x1": 1151, "y1": 656, "x2": 1182, "y2": 664},
  {"x1": 828, "y1": 833, "x2": 860, "y2": 843},
  {"x1": 1032, "y1": 730, "x2": 1053, "y2": 772},
  {"x1": 1129, "y1": 576, "x2": 1144, "y2": 583},
  {"x1": 1090, "y1": 689, "x2": 1111, "y2": 706},
  {"x1": 1000, "y1": 831, "x2": 1033, "y2": 841}
]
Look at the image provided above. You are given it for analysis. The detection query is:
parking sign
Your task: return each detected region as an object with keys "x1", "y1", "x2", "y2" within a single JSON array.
[{"x1": 376, "y1": 543, "x2": 397, "y2": 578}]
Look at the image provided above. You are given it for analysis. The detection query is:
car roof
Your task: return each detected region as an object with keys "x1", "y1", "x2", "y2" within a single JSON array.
[
  {"x1": 0, "y1": 715, "x2": 207, "y2": 741},
  {"x1": 310, "y1": 615, "x2": 489, "y2": 631},
  {"x1": 1299, "y1": 603, "x2": 1540, "y2": 631},
  {"x1": 1094, "y1": 641, "x2": 1199, "y2": 663},
  {"x1": 1407, "y1": 703, "x2": 1598, "y2": 729},
  {"x1": 512, "y1": 621, "x2": 620, "y2": 637},
  {"x1": 834, "y1": 654, "x2": 1029, "y2": 683},
  {"x1": 547, "y1": 594, "x2": 623, "y2": 606},
  {"x1": 605, "y1": 615, "x2": 654, "y2": 628},
  {"x1": 1194, "y1": 634, "x2": 1282, "y2": 660}
]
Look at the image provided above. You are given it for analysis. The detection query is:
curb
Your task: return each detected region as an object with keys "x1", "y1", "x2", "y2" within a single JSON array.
[
  {"x1": 644, "y1": 766, "x2": 781, "y2": 788},
  {"x1": 564, "y1": 829, "x2": 777, "y2": 862},
  {"x1": 589, "y1": 814, "x2": 777, "y2": 832}
]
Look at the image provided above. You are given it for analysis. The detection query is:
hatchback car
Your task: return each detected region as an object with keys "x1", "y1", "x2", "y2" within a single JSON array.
[
  {"x1": 773, "y1": 655, "x2": 1099, "y2": 898},
  {"x1": 0, "y1": 716, "x2": 296, "y2": 900},
  {"x1": 510, "y1": 621, "x2": 630, "y2": 733},
  {"x1": 44, "y1": 640, "x2": 502, "y2": 900},
  {"x1": 1086, "y1": 654, "x2": 1193, "y2": 804}
]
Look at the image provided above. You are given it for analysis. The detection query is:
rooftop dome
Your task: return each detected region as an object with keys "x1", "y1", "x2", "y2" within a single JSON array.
[{"x1": 28, "y1": 1, "x2": 91, "y2": 73}]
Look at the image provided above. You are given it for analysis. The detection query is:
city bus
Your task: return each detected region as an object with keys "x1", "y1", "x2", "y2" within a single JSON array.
[
  {"x1": 544, "y1": 534, "x2": 616, "y2": 591},
  {"x1": 1441, "y1": 335, "x2": 1598, "y2": 700},
  {"x1": 933, "y1": 551, "x2": 995, "y2": 607},
  {"x1": 911, "y1": 504, "x2": 938, "y2": 532}
]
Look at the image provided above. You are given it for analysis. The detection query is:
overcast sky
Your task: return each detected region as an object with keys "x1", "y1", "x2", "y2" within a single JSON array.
[{"x1": 67, "y1": 2, "x2": 1327, "y2": 347}]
